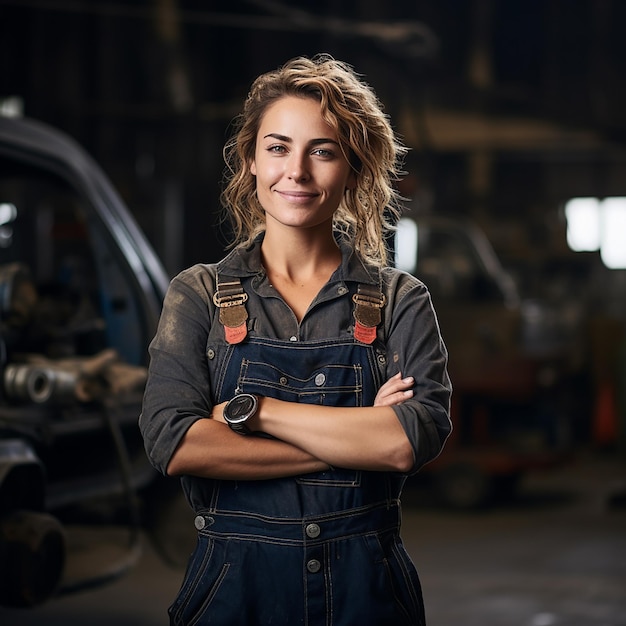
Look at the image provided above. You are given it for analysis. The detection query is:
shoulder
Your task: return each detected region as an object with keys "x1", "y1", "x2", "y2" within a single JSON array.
[
  {"x1": 378, "y1": 267, "x2": 442, "y2": 343},
  {"x1": 380, "y1": 266, "x2": 430, "y2": 302},
  {"x1": 164, "y1": 263, "x2": 219, "y2": 310},
  {"x1": 174, "y1": 263, "x2": 218, "y2": 289},
  {"x1": 379, "y1": 266, "x2": 440, "y2": 332},
  {"x1": 170, "y1": 238, "x2": 263, "y2": 292}
]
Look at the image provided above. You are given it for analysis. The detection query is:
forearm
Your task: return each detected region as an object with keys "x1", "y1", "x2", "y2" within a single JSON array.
[
  {"x1": 166, "y1": 417, "x2": 329, "y2": 480},
  {"x1": 252, "y1": 398, "x2": 414, "y2": 473}
]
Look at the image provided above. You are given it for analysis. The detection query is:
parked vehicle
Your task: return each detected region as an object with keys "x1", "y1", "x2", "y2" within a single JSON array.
[
  {"x1": 395, "y1": 215, "x2": 585, "y2": 507},
  {"x1": 0, "y1": 115, "x2": 169, "y2": 607}
]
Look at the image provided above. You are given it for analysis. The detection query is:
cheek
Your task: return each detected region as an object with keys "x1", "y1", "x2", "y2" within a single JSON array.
[{"x1": 256, "y1": 161, "x2": 283, "y2": 187}]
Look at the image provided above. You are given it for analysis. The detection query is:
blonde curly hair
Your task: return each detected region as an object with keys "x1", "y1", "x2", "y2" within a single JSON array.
[{"x1": 221, "y1": 54, "x2": 407, "y2": 266}]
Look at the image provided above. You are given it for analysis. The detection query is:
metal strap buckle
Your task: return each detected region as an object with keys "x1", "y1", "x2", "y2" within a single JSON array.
[
  {"x1": 212, "y1": 281, "x2": 249, "y2": 308},
  {"x1": 352, "y1": 289, "x2": 386, "y2": 327},
  {"x1": 213, "y1": 278, "x2": 249, "y2": 344}
]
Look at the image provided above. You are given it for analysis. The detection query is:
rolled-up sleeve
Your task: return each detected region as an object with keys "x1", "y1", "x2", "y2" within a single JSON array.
[
  {"x1": 384, "y1": 270, "x2": 452, "y2": 473},
  {"x1": 139, "y1": 268, "x2": 215, "y2": 475}
]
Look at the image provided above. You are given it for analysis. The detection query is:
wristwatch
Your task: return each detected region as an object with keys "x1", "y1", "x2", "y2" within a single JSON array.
[{"x1": 223, "y1": 393, "x2": 258, "y2": 435}]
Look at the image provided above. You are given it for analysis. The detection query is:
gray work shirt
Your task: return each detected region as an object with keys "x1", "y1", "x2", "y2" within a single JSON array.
[{"x1": 140, "y1": 237, "x2": 452, "y2": 476}]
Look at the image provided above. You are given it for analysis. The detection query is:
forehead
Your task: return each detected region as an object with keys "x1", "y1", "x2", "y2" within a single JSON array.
[{"x1": 257, "y1": 96, "x2": 336, "y2": 137}]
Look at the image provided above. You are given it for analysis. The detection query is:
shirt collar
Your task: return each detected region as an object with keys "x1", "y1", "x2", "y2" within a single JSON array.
[{"x1": 216, "y1": 233, "x2": 380, "y2": 286}]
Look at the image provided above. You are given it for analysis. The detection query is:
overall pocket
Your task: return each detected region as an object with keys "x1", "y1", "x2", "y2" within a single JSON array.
[
  {"x1": 360, "y1": 532, "x2": 425, "y2": 626},
  {"x1": 238, "y1": 359, "x2": 365, "y2": 407},
  {"x1": 168, "y1": 534, "x2": 231, "y2": 626}
]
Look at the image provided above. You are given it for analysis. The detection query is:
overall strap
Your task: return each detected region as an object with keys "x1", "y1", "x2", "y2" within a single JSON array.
[
  {"x1": 213, "y1": 273, "x2": 386, "y2": 346},
  {"x1": 352, "y1": 283, "x2": 386, "y2": 344},
  {"x1": 212, "y1": 274, "x2": 249, "y2": 344}
]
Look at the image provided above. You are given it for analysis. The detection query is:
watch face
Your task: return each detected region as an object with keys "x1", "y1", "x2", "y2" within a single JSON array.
[{"x1": 226, "y1": 394, "x2": 256, "y2": 423}]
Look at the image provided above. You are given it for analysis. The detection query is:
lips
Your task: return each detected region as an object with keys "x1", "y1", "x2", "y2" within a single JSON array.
[{"x1": 275, "y1": 190, "x2": 318, "y2": 203}]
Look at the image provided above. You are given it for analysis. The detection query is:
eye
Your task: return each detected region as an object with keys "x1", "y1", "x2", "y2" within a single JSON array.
[
  {"x1": 312, "y1": 147, "x2": 335, "y2": 158},
  {"x1": 267, "y1": 144, "x2": 287, "y2": 154}
]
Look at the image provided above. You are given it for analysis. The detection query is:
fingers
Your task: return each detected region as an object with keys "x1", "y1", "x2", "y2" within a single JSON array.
[
  {"x1": 373, "y1": 390, "x2": 413, "y2": 407},
  {"x1": 379, "y1": 373, "x2": 414, "y2": 394},
  {"x1": 373, "y1": 373, "x2": 414, "y2": 407}
]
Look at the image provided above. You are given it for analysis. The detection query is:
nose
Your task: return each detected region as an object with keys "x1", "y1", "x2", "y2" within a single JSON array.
[{"x1": 286, "y1": 152, "x2": 310, "y2": 182}]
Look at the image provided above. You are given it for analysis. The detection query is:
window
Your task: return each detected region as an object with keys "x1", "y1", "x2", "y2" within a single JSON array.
[{"x1": 564, "y1": 197, "x2": 626, "y2": 269}]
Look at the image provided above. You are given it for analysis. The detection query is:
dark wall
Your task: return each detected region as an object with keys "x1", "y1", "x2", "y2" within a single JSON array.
[{"x1": 2, "y1": 0, "x2": 626, "y2": 283}]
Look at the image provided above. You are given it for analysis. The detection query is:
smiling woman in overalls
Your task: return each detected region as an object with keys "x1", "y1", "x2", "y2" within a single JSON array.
[{"x1": 140, "y1": 55, "x2": 452, "y2": 626}]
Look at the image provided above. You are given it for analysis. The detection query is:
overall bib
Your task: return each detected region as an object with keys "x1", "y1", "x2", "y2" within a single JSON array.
[{"x1": 168, "y1": 334, "x2": 425, "y2": 626}]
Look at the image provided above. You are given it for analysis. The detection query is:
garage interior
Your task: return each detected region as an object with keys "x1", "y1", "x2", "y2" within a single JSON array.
[{"x1": 0, "y1": 1, "x2": 625, "y2": 625}]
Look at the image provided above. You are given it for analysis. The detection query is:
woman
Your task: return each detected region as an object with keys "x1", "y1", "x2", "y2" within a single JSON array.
[{"x1": 140, "y1": 54, "x2": 452, "y2": 625}]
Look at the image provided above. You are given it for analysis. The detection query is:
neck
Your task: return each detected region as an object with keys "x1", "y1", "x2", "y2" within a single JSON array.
[
  {"x1": 260, "y1": 227, "x2": 341, "y2": 284},
  {"x1": 259, "y1": 227, "x2": 342, "y2": 322}
]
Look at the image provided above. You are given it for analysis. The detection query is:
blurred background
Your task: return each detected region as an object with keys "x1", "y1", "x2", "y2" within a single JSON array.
[{"x1": 0, "y1": 1, "x2": 625, "y2": 625}]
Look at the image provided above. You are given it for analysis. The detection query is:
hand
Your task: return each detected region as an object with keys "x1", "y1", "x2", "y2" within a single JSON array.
[
  {"x1": 210, "y1": 400, "x2": 228, "y2": 424},
  {"x1": 373, "y1": 372, "x2": 414, "y2": 407}
]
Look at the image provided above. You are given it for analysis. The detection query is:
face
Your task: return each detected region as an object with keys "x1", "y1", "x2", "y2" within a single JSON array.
[{"x1": 250, "y1": 96, "x2": 356, "y2": 233}]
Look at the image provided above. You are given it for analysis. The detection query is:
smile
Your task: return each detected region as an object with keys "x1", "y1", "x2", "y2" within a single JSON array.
[{"x1": 275, "y1": 190, "x2": 318, "y2": 202}]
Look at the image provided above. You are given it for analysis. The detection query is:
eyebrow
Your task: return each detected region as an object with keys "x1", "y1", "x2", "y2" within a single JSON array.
[{"x1": 263, "y1": 133, "x2": 340, "y2": 146}]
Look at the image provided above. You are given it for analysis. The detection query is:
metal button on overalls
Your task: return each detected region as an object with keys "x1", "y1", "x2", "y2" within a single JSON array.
[
  {"x1": 306, "y1": 559, "x2": 321, "y2": 573},
  {"x1": 305, "y1": 523, "x2": 321, "y2": 538},
  {"x1": 194, "y1": 515, "x2": 213, "y2": 530}
]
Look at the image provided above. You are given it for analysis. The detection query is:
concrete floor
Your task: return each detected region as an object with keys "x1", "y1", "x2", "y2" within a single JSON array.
[{"x1": 1, "y1": 450, "x2": 625, "y2": 626}]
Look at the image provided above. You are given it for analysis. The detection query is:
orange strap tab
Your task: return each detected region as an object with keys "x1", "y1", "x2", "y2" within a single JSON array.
[
  {"x1": 353, "y1": 321, "x2": 377, "y2": 344},
  {"x1": 224, "y1": 322, "x2": 248, "y2": 344}
]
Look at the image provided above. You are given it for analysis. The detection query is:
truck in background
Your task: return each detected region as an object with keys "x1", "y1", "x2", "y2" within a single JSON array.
[{"x1": 0, "y1": 115, "x2": 169, "y2": 607}]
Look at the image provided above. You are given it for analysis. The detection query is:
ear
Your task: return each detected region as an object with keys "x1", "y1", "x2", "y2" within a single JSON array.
[{"x1": 250, "y1": 159, "x2": 257, "y2": 176}]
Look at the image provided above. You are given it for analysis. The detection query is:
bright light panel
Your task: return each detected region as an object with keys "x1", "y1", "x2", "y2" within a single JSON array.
[
  {"x1": 565, "y1": 197, "x2": 600, "y2": 252},
  {"x1": 600, "y1": 197, "x2": 626, "y2": 269},
  {"x1": 394, "y1": 217, "x2": 418, "y2": 272}
]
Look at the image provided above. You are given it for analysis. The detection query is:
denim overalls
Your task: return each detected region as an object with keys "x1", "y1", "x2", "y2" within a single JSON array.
[{"x1": 168, "y1": 290, "x2": 426, "y2": 625}]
